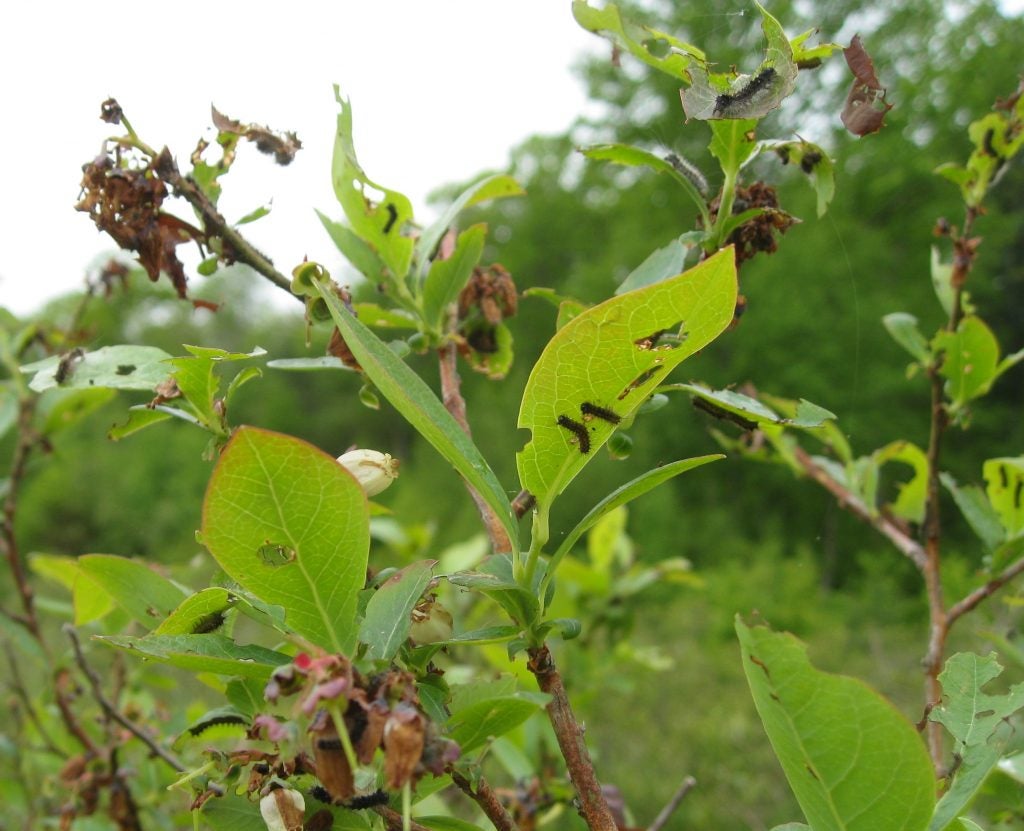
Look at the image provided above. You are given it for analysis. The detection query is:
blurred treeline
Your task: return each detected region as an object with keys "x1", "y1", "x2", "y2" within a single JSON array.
[{"x1": 5, "y1": 0, "x2": 1024, "y2": 826}]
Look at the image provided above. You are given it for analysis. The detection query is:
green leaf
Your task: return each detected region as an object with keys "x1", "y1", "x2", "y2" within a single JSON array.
[
  {"x1": 771, "y1": 825, "x2": 811, "y2": 831},
  {"x1": 615, "y1": 235, "x2": 690, "y2": 296},
  {"x1": 201, "y1": 427, "x2": 370, "y2": 653},
  {"x1": 415, "y1": 173, "x2": 522, "y2": 282},
  {"x1": 153, "y1": 588, "x2": 235, "y2": 636},
  {"x1": 934, "y1": 316, "x2": 1001, "y2": 407},
  {"x1": 571, "y1": 0, "x2": 705, "y2": 82},
  {"x1": 790, "y1": 28, "x2": 843, "y2": 67},
  {"x1": 99, "y1": 633, "x2": 289, "y2": 679},
  {"x1": 21, "y1": 345, "x2": 173, "y2": 393},
  {"x1": 313, "y1": 280, "x2": 517, "y2": 553},
  {"x1": 225, "y1": 678, "x2": 265, "y2": 717},
  {"x1": 316, "y1": 209, "x2": 387, "y2": 282},
  {"x1": 737, "y1": 618, "x2": 934, "y2": 831},
  {"x1": 359, "y1": 559, "x2": 436, "y2": 660},
  {"x1": 463, "y1": 321, "x2": 514, "y2": 380},
  {"x1": 107, "y1": 406, "x2": 173, "y2": 440},
  {"x1": 983, "y1": 457, "x2": 1024, "y2": 539},
  {"x1": 709, "y1": 119, "x2": 759, "y2": 176},
  {"x1": 0, "y1": 382, "x2": 17, "y2": 441},
  {"x1": 883, "y1": 313, "x2": 931, "y2": 364},
  {"x1": 447, "y1": 692, "x2": 549, "y2": 753},
  {"x1": 548, "y1": 455, "x2": 723, "y2": 579},
  {"x1": 583, "y1": 145, "x2": 709, "y2": 221},
  {"x1": 940, "y1": 473, "x2": 1005, "y2": 553},
  {"x1": 331, "y1": 88, "x2": 415, "y2": 280},
  {"x1": 761, "y1": 139, "x2": 835, "y2": 217},
  {"x1": 517, "y1": 248, "x2": 736, "y2": 511},
  {"x1": 929, "y1": 653, "x2": 1024, "y2": 831},
  {"x1": 235, "y1": 203, "x2": 271, "y2": 226},
  {"x1": 873, "y1": 441, "x2": 929, "y2": 524},
  {"x1": 422, "y1": 224, "x2": 486, "y2": 331},
  {"x1": 168, "y1": 345, "x2": 265, "y2": 433},
  {"x1": 441, "y1": 626, "x2": 520, "y2": 645},
  {"x1": 352, "y1": 303, "x2": 419, "y2": 329},
  {"x1": 77, "y1": 554, "x2": 188, "y2": 630},
  {"x1": 448, "y1": 555, "x2": 540, "y2": 626}
]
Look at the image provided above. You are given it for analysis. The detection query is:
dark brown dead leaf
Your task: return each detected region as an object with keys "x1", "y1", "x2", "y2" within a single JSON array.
[
  {"x1": 327, "y1": 327, "x2": 362, "y2": 371},
  {"x1": 840, "y1": 35, "x2": 893, "y2": 136}
]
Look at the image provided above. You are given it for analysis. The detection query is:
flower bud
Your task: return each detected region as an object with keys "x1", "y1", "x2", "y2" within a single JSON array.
[
  {"x1": 260, "y1": 787, "x2": 305, "y2": 831},
  {"x1": 336, "y1": 449, "x2": 400, "y2": 497}
]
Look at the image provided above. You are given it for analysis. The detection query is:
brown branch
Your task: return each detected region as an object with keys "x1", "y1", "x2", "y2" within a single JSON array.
[
  {"x1": 373, "y1": 804, "x2": 432, "y2": 831},
  {"x1": 647, "y1": 776, "x2": 697, "y2": 831},
  {"x1": 1, "y1": 397, "x2": 45, "y2": 643},
  {"x1": 449, "y1": 769, "x2": 519, "y2": 831},
  {"x1": 947, "y1": 555, "x2": 1024, "y2": 626},
  {"x1": 437, "y1": 341, "x2": 513, "y2": 554},
  {"x1": 921, "y1": 205, "x2": 979, "y2": 769},
  {"x1": 153, "y1": 150, "x2": 294, "y2": 297},
  {"x1": 55, "y1": 668, "x2": 101, "y2": 756},
  {"x1": 65, "y1": 625, "x2": 185, "y2": 773},
  {"x1": 790, "y1": 445, "x2": 927, "y2": 570},
  {"x1": 527, "y1": 645, "x2": 617, "y2": 831}
]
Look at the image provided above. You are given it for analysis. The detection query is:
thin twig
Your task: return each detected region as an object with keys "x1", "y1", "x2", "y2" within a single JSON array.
[
  {"x1": 437, "y1": 340, "x2": 513, "y2": 554},
  {"x1": 647, "y1": 776, "x2": 697, "y2": 831},
  {"x1": 449, "y1": 768, "x2": 519, "y2": 831},
  {"x1": 65, "y1": 625, "x2": 185, "y2": 773},
  {"x1": 373, "y1": 804, "x2": 432, "y2": 831},
  {"x1": 947, "y1": 555, "x2": 1024, "y2": 626},
  {"x1": 1, "y1": 398, "x2": 45, "y2": 643},
  {"x1": 54, "y1": 668, "x2": 101, "y2": 755},
  {"x1": 153, "y1": 150, "x2": 295, "y2": 297},
  {"x1": 790, "y1": 445, "x2": 927, "y2": 570},
  {"x1": 527, "y1": 645, "x2": 618, "y2": 831}
]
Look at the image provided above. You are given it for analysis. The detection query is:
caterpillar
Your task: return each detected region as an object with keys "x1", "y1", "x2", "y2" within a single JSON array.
[
  {"x1": 714, "y1": 67, "x2": 776, "y2": 116},
  {"x1": 346, "y1": 790, "x2": 390, "y2": 809},
  {"x1": 557, "y1": 414, "x2": 591, "y2": 454},
  {"x1": 383, "y1": 203, "x2": 398, "y2": 234},
  {"x1": 664, "y1": 153, "x2": 708, "y2": 196},
  {"x1": 187, "y1": 713, "x2": 247, "y2": 737},
  {"x1": 580, "y1": 402, "x2": 621, "y2": 425},
  {"x1": 189, "y1": 611, "x2": 226, "y2": 634}
]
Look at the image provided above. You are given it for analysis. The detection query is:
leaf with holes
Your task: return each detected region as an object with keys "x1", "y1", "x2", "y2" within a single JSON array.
[
  {"x1": 737, "y1": 618, "x2": 934, "y2": 831},
  {"x1": 517, "y1": 247, "x2": 736, "y2": 511},
  {"x1": 929, "y1": 653, "x2": 1024, "y2": 831},
  {"x1": 983, "y1": 457, "x2": 1024, "y2": 539},
  {"x1": 202, "y1": 427, "x2": 370, "y2": 652}
]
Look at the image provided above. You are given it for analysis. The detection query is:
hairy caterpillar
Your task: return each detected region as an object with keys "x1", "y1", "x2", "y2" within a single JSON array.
[
  {"x1": 664, "y1": 153, "x2": 709, "y2": 196},
  {"x1": 580, "y1": 402, "x2": 621, "y2": 425},
  {"x1": 714, "y1": 67, "x2": 776, "y2": 116},
  {"x1": 557, "y1": 414, "x2": 591, "y2": 454}
]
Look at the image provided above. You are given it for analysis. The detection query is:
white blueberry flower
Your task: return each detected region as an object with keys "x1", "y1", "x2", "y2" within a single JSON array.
[{"x1": 336, "y1": 449, "x2": 400, "y2": 497}]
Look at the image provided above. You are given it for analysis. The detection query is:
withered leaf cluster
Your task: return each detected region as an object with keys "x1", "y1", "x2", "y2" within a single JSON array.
[
  {"x1": 457, "y1": 263, "x2": 518, "y2": 361},
  {"x1": 709, "y1": 182, "x2": 797, "y2": 266},
  {"x1": 841, "y1": 35, "x2": 893, "y2": 137},
  {"x1": 76, "y1": 152, "x2": 204, "y2": 299}
]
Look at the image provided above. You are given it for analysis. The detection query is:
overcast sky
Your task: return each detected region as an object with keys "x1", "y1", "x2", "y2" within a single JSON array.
[{"x1": 0, "y1": 2, "x2": 603, "y2": 315}]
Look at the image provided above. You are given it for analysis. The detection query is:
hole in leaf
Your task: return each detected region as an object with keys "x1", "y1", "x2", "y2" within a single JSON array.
[
  {"x1": 258, "y1": 542, "x2": 296, "y2": 566},
  {"x1": 617, "y1": 367, "x2": 666, "y2": 400},
  {"x1": 634, "y1": 322, "x2": 686, "y2": 351},
  {"x1": 116, "y1": 364, "x2": 136, "y2": 375}
]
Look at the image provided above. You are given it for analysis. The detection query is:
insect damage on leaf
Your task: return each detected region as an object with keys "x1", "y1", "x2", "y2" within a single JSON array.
[
  {"x1": 557, "y1": 414, "x2": 591, "y2": 454},
  {"x1": 714, "y1": 67, "x2": 778, "y2": 117}
]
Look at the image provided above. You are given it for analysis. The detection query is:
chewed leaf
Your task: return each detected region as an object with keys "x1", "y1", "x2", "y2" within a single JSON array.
[
  {"x1": 681, "y1": 4, "x2": 797, "y2": 121},
  {"x1": 21, "y1": 345, "x2": 173, "y2": 393},
  {"x1": 201, "y1": 427, "x2": 370, "y2": 652},
  {"x1": 737, "y1": 618, "x2": 934, "y2": 831},
  {"x1": 983, "y1": 457, "x2": 1024, "y2": 539},
  {"x1": 517, "y1": 248, "x2": 736, "y2": 510}
]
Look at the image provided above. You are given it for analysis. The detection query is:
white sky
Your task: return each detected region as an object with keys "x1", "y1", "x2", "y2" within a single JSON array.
[{"x1": 0, "y1": 1, "x2": 602, "y2": 315}]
